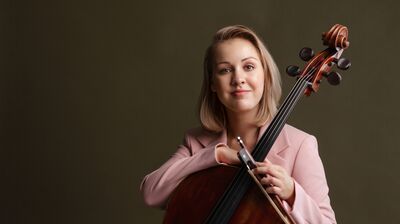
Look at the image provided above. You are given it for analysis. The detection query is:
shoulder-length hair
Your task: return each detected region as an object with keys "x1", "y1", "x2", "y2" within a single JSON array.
[{"x1": 198, "y1": 25, "x2": 282, "y2": 132}]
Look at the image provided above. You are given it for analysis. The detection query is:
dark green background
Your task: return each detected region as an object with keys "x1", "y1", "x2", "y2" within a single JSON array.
[{"x1": 2, "y1": 0, "x2": 399, "y2": 223}]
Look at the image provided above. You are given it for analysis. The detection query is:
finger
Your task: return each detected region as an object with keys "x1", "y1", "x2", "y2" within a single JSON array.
[
  {"x1": 255, "y1": 161, "x2": 267, "y2": 167},
  {"x1": 253, "y1": 161, "x2": 274, "y2": 174},
  {"x1": 256, "y1": 159, "x2": 272, "y2": 166},
  {"x1": 256, "y1": 165, "x2": 282, "y2": 178},
  {"x1": 260, "y1": 176, "x2": 281, "y2": 187},
  {"x1": 253, "y1": 165, "x2": 283, "y2": 178},
  {"x1": 269, "y1": 164, "x2": 289, "y2": 178},
  {"x1": 259, "y1": 160, "x2": 286, "y2": 175},
  {"x1": 253, "y1": 165, "x2": 270, "y2": 175},
  {"x1": 265, "y1": 185, "x2": 282, "y2": 195}
]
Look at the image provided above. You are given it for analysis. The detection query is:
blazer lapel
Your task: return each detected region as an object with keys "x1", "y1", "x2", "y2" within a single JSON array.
[
  {"x1": 257, "y1": 123, "x2": 291, "y2": 157},
  {"x1": 195, "y1": 123, "x2": 290, "y2": 157},
  {"x1": 196, "y1": 128, "x2": 227, "y2": 148}
]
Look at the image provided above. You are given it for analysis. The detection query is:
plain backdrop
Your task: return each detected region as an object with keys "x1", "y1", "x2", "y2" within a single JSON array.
[{"x1": 2, "y1": 0, "x2": 400, "y2": 223}]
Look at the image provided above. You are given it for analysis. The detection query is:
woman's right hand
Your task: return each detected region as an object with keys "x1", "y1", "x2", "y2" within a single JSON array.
[{"x1": 215, "y1": 145, "x2": 241, "y2": 165}]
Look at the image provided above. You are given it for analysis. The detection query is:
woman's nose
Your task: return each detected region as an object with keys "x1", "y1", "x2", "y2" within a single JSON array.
[{"x1": 231, "y1": 70, "x2": 246, "y2": 86}]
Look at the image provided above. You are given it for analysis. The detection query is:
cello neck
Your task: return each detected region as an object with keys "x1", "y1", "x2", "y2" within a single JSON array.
[
  {"x1": 252, "y1": 71, "x2": 312, "y2": 161},
  {"x1": 204, "y1": 68, "x2": 315, "y2": 224}
]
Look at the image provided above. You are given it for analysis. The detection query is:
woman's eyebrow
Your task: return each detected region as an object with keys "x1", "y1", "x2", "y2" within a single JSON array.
[
  {"x1": 217, "y1": 57, "x2": 258, "y2": 65},
  {"x1": 216, "y1": 61, "x2": 230, "y2": 65},
  {"x1": 241, "y1": 56, "x2": 258, "y2": 62}
]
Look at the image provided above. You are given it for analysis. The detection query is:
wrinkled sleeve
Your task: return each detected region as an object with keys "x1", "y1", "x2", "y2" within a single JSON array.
[
  {"x1": 286, "y1": 135, "x2": 336, "y2": 224},
  {"x1": 140, "y1": 132, "x2": 222, "y2": 208}
]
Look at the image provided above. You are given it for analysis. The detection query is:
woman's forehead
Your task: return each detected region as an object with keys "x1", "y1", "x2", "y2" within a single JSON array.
[{"x1": 213, "y1": 38, "x2": 260, "y2": 63}]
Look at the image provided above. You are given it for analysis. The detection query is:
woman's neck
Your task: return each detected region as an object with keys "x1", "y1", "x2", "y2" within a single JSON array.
[{"x1": 226, "y1": 110, "x2": 260, "y2": 150}]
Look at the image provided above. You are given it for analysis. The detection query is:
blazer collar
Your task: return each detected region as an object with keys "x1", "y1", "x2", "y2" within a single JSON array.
[{"x1": 197, "y1": 123, "x2": 291, "y2": 155}]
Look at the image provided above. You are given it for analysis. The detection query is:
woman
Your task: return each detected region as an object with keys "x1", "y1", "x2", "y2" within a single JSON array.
[{"x1": 140, "y1": 25, "x2": 336, "y2": 223}]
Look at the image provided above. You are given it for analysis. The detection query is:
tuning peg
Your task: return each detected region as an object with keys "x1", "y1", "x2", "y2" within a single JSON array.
[
  {"x1": 336, "y1": 58, "x2": 351, "y2": 70},
  {"x1": 325, "y1": 71, "x2": 342, "y2": 85},
  {"x1": 286, "y1": 65, "x2": 301, "y2": 77},
  {"x1": 299, "y1": 47, "x2": 314, "y2": 61}
]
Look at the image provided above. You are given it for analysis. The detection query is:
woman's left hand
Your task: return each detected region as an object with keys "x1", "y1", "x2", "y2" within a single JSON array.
[{"x1": 253, "y1": 160, "x2": 295, "y2": 206}]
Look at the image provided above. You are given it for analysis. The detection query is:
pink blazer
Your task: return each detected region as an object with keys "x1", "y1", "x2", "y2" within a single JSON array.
[{"x1": 140, "y1": 124, "x2": 336, "y2": 224}]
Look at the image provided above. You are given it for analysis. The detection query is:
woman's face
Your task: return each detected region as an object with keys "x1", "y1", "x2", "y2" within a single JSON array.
[{"x1": 211, "y1": 38, "x2": 265, "y2": 115}]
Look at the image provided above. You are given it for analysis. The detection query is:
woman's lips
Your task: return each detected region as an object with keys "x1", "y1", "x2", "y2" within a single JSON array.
[{"x1": 232, "y1": 90, "x2": 251, "y2": 96}]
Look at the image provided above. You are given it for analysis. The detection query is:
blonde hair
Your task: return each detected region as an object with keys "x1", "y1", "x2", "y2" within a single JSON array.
[{"x1": 198, "y1": 25, "x2": 282, "y2": 132}]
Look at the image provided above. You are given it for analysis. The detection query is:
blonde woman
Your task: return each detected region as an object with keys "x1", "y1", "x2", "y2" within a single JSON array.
[{"x1": 141, "y1": 25, "x2": 336, "y2": 224}]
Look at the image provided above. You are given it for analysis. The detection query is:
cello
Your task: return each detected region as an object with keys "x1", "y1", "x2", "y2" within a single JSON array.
[{"x1": 163, "y1": 24, "x2": 351, "y2": 224}]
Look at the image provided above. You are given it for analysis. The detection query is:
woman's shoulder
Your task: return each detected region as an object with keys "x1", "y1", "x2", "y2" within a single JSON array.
[
  {"x1": 282, "y1": 124, "x2": 316, "y2": 143},
  {"x1": 180, "y1": 127, "x2": 226, "y2": 150},
  {"x1": 185, "y1": 126, "x2": 222, "y2": 138}
]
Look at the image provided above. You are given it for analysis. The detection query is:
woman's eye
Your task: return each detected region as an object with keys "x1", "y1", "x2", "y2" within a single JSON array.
[
  {"x1": 244, "y1": 64, "x2": 255, "y2": 71},
  {"x1": 219, "y1": 68, "x2": 232, "y2": 74}
]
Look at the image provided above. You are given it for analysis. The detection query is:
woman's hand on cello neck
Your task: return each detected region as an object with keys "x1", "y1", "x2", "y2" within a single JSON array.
[
  {"x1": 253, "y1": 160, "x2": 296, "y2": 207},
  {"x1": 216, "y1": 144, "x2": 296, "y2": 207}
]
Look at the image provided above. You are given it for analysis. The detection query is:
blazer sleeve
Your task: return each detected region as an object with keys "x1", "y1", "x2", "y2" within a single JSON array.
[
  {"x1": 140, "y1": 132, "x2": 220, "y2": 208},
  {"x1": 288, "y1": 135, "x2": 337, "y2": 224}
]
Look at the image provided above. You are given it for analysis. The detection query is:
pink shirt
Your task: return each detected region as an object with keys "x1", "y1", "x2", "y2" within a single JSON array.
[{"x1": 140, "y1": 124, "x2": 336, "y2": 224}]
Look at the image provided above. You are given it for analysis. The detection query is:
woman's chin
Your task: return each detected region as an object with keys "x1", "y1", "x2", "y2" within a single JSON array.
[{"x1": 227, "y1": 105, "x2": 258, "y2": 114}]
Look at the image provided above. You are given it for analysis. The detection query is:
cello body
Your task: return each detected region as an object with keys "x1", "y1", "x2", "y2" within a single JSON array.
[{"x1": 164, "y1": 166, "x2": 292, "y2": 224}]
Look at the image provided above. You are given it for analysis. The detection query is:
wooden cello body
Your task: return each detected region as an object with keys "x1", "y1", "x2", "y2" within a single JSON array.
[
  {"x1": 164, "y1": 166, "x2": 292, "y2": 224},
  {"x1": 163, "y1": 24, "x2": 350, "y2": 224}
]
